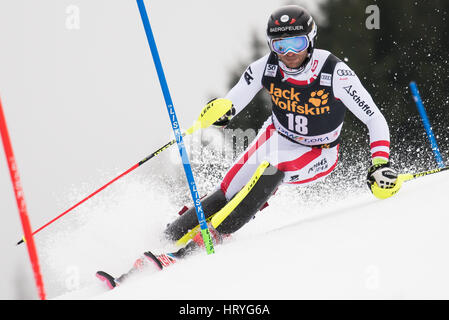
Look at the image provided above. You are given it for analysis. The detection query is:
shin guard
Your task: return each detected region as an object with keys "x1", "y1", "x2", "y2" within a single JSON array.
[
  {"x1": 164, "y1": 188, "x2": 227, "y2": 242},
  {"x1": 213, "y1": 162, "x2": 284, "y2": 234}
]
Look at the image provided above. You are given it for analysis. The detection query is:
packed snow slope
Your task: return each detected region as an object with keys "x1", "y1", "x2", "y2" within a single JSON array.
[{"x1": 51, "y1": 167, "x2": 449, "y2": 300}]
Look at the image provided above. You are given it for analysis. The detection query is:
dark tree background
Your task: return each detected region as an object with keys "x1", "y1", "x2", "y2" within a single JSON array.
[{"x1": 222, "y1": 0, "x2": 449, "y2": 173}]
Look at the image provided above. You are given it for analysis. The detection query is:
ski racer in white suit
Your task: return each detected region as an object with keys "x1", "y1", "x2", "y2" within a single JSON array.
[
  {"x1": 95, "y1": 5, "x2": 402, "y2": 290},
  {"x1": 164, "y1": 4, "x2": 399, "y2": 253}
]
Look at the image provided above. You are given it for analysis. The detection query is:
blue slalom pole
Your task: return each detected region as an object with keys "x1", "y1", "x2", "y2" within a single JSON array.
[
  {"x1": 136, "y1": 0, "x2": 214, "y2": 254},
  {"x1": 409, "y1": 81, "x2": 445, "y2": 168}
]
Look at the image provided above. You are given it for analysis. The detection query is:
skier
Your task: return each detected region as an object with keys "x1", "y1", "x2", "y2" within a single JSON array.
[{"x1": 97, "y1": 5, "x2": 399, "y2": 289}]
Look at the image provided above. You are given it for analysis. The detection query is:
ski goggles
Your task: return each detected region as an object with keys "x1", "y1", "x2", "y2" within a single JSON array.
[{"x1": 270, "y1": 35, "x2": 309, "y2": 55}]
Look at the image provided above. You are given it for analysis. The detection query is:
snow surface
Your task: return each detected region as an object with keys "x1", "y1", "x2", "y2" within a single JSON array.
[{"x1": 47, "y1": 159, "x2": 449, "y2": 300}]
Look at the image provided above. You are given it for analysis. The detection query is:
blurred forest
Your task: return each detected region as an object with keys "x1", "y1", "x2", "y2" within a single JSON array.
[{"x1": 222, "y1": 0, "x2": 449, "y2": 173}]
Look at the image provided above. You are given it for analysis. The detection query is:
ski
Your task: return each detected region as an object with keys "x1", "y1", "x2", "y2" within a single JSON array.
[
  {"x1": 96, "y1": 271, "x2": 117, "y2": 290},
  {"x1": 95, "y1": 248, "x2": 191, "y2": 290}
]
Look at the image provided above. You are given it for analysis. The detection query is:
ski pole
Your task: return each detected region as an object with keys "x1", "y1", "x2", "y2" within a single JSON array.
[
  {"x1": 402, "y1": 166, "x2": 449, "y2": 181},
  {"x1": 371, "y1": 166, "x2": 448, "y2": 199},
  {"x1": 136, "y1": 0, "x2": 217, "y2": 254},
  {"x1": 16, "y1": 98, "x2": 232, "y2": 246}
]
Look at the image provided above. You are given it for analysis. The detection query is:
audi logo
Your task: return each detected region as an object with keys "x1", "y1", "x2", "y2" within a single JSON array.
[{"x1": 337, "y1": 69, "x2": 355, "y2": 76}]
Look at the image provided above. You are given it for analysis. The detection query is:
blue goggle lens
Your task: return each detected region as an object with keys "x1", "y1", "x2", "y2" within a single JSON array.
[{"x1": 272, "y1": 36, "x2": 309, "y2": 55}]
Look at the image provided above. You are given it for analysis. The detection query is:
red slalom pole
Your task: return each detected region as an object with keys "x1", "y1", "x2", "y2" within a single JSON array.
[
  {"x1": 15, "y1": 136, "x2": 178, "y2": 246},
  {"x1": 16, "y1": 163, "x2": 139, "y2": 245},
  {"x1": 0, "y1": 98, "x2": 46, "y2": 300},
  {"x1": 13, "y1": 96, "x2": 227, "y2": 245}
]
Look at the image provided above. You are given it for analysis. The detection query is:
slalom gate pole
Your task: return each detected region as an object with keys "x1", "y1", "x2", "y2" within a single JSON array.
[
  {"x1": 409, "y1": 81, "x2": 445, "y2": 168},
  {"x1": 16, "y1": 137, "x2": 178, "y2": 245},
  {"x1": 0, "y1": 98, "x2": 46, "y2": 300},
  {"x1": 136, "y1": 0, "x2": 215, "y2": 254},
  {"x1": 15, "y1": 97, "x2": 231, "y2": 246}
]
